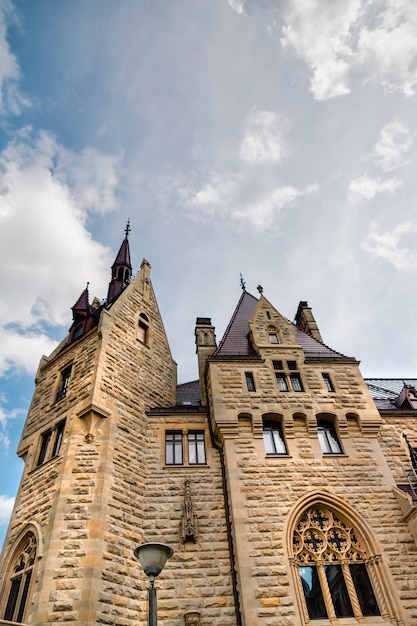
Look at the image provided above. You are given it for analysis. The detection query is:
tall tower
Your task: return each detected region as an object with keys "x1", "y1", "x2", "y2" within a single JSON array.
[{"x1": 0, "y1": 230, "x2": 182, "y2": 624}]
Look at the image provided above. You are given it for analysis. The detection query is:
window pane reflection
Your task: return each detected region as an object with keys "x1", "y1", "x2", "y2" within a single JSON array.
[
  {"x1": 325, "y1": 565, "x2": 354, "y2": 618},
  {"x1": 299, "y1": 566, "x2": 327, "y2": 620}
]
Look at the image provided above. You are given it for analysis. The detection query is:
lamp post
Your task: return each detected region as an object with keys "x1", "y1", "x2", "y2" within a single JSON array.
[{"x1": 134, "y1": 542, "x2": 173, "y2": 626}]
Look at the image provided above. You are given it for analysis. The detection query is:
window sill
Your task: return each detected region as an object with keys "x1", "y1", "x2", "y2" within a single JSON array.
[
  {"x1": 265, "y1": 454, "x2": 291, "y2": 459},
  {"x1": 29, "y1": 454, "x2": 61, "y2": 475},
  {"x1": 164, "y1": 463, "x2": 208, "y2": 469}
]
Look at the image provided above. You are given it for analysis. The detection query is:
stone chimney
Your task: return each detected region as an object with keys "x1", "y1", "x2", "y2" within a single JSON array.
[
  {"x1": 195, "y1": 317, "x2": 217, "y2": 406},
  {"x1": 294, "y1": 301, "x2": 323, "y2": 343}
]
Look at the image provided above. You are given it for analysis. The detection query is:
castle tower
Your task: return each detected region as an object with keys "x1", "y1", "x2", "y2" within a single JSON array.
[{"x1": 0, "y1": 230, "x2": 183, "y2": 624}]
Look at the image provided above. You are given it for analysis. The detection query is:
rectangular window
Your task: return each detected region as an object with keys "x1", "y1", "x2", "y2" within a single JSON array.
[
  {"x1": 245, "y1": 372, "x2": 256, "y2": 392},
  {"x1": 322, "y1": 373, "x2": 335, "y2": 392},
  {"x1": 56, "y1": 366, "x2": 72, "y2": 402},
  {"x1": 268, "y1": 333, "x2": 279, "y2": 344},
  {"x1": 273, "y1": 361, "x2": 304, "y2": 393},
  {"x1": 37, "y1": 429, "x2": 52, "y2": 466},
  {"x1": 165, "y1": 431, "x2": 183, "y2": 465},
  {"x1": 290, "y1": 373, "x2": 304, "y2": 392},
  {"x1": 51, "y1": 421, "x2": 65, "y2": 457},
  {"x1": 37, "y1": 420, "x2": 66, "y2": 467},
  {"x1": 263, "y1": 420, "x2": 287, "y2": 455},
  {"x1": 188, "y1": 431, "x2": 206, "y2": 464},
  {"x1": 317, "y1": 420, "x2": 342, "y2": 454}
]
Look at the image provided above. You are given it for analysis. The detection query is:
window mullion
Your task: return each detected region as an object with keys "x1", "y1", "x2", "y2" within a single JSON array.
[
  {"x1": 317, "y1": 563, "x2": 336, "y2": 621},
  {"x1": 366, "y1": 558, "x2": 389, "y2": 621},
  {"x1": 341, "y1": 562, "x2": 362, "y2": 620}
]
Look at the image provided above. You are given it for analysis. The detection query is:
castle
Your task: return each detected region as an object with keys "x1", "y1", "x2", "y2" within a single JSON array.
[{"x1": 1, "y1": 228, "x2": 417, "y2": 626}]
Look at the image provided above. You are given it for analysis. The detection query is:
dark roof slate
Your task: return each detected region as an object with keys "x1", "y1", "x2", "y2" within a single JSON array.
[
  {"x1": 214, "y1": 291, "x2": 259, "y2": 357},
  {"x1": 365, "y1": 378, "x2": 417, "y2": 411},
  {"x1": 176, "y1": 380, "x2": 201, "y2": 406},
  {"x1": 214, "y1": 290, "x2": 354, "y2": 361}
]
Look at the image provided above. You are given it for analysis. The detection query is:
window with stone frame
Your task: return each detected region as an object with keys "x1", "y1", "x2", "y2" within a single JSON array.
[
  {"x1": 3, "y1": 533, "x2": 37, "y2": 623},
  {"x1": 137, "y1": 313, "x2": 149, "y2": 344},
  {"x1": 317, "y1": 419, "x2": 342, "y2": 454},
  {"x1": 263, "y1": 419, "x2": 288, "y2": 455},
  {"x1": 293, "y1": 507, "x2": 380, "y2": 622},
  {"x1": 165, "y1": 430, "x2": 206, "y2": 466},
  {"x1": 187, "y1": 431, "x2": 206, "y2": 464},
  {"x1": 36, "y1": 420, "x2": 66, "y2": 466},
  {"x1": 55, "y1": 365, "x2": 72, "y2": 402},
  {"x1": 245, "y1": 372, "x2": 256, "y2": 392},
  {"x1": 273, "y1": 360, "x2": 304, "y2": 392}
]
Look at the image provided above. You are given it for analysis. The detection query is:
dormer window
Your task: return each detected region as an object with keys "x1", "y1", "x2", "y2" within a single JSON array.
[{"x1": 267, "y1": 326, "x2": 279, "y2": 344}]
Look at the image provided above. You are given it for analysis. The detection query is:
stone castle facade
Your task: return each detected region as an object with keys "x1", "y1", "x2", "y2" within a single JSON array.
[{"x1": 1, "y1": 229, "x2": 417, "y2": 626}]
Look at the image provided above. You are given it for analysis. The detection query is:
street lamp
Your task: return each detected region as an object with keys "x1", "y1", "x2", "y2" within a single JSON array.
[{"x1": 134, "y1": 542, "x2": 173, "y2": 626}]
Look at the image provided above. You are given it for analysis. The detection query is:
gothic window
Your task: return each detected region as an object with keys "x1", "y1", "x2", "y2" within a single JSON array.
[
  {"x1": 317, "y1": 419, "x2": 342, "y2": 454},
  {"x1": 55, "y1": 365, "x2": 72, "y2": 402},
  {"x1": 37, "y1": 420, "x2": 66, "y2": 466},
  {"x1": 188, "y1": 431, "x2": 206, "y2": 464},
  {"x1": 245, "y1": 372, "x2": 256, "y2": 392},
  {"x1": 3, "y1": 533, "x2": 37, "y2": 623},
  {"x1": 293, "y1": 507, "x2": 380, "y2": 621},
  {"x1": 137, "y1": 313, "x2": 149, "y2": 344},
  {"x1": 263, "y1": 419, "x2": 287, "y2": 455}
]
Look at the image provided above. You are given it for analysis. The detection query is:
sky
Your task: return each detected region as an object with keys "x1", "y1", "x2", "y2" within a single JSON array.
[{"x1": 0, "y1": 0, "x2": 417, "y2": 547}]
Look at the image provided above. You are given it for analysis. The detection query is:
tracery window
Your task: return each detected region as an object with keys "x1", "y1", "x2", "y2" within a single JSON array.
[
  {"x1": 3, "y1": 533, "x2": 37, "y2": 623},
  {"x1": 293, "y1": 507, "x2": 380, "y2": 621}
]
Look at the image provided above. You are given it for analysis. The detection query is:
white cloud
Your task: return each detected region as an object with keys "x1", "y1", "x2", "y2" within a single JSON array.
[
  {"x1": 0, "y1": 128, "x2": 119, "y2": 375},
  {"x1": 279, "y1": 0, "x2": 417, "y2": 100},
  {"x1": 228, "y1": 0, "x2": 245, "y2": 14},
  {"x1": 240, "y1": 109, "x2": 288, "y2": 164},
  {"x1": 363, "y1": 221, "x2": 417, "y2": 269},
  {"x1": 348, "y1": 174, "x2": 402, "y2": 202},
  {"x1": 232, "y1": 183, "x2": 317, "y2": 230},
  {"x1": 0, "y1": 494, "x2": 14, "y2": 525},
  {"x1": 0, "y1": 2, "x2": 29, "y2": 115},
  {"x1": 373, "y1": 117, "x2": 412, "y2": 171}
]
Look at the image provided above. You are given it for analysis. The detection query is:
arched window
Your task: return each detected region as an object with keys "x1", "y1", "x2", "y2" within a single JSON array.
[
  {"x1": 263, "y1": 419, "x2": 287, "y2": 455},
  {"x1": 3, "y1": 532, "x2": 37, "y2": 623},
  {"x1": 293, "y1": 506, "x2": 380, "y2": 621},
  {"x1": 317, "y1": 419, "x2": 342, "y2": 454}
]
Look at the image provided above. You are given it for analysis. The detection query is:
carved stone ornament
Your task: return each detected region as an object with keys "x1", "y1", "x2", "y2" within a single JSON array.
[
  {"x1": 181, "y1": 479, "x2": 198, "y2": 542},
  {"x1": 184, "y1": 611, "x2": 201, "y2": 626}
]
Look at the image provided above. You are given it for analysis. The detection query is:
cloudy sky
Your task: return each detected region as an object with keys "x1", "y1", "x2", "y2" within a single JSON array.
[{"x1": 1, "y1": 0, "x2": 417, "y2": 545}]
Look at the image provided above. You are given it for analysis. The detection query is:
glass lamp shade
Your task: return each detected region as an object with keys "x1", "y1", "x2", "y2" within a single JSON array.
[{"x1": 134, "y1": 542, "x2": 173, "y2": 578}]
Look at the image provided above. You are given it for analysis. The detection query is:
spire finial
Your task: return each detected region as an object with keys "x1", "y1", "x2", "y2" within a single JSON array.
[
  {"x1": 125, "y1": 219, "x2": 130, "y2": 238},
  {"x1": 257, "y1": 284, "x2": 263, "y2": 294},
  {"x1": 240, "y1": 273, "x2": 246, "y2": 291}
]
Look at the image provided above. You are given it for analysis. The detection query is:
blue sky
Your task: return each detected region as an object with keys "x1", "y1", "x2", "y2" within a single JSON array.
[{"x1": 1, "y1": 0, "x2": 417, "y2": 546}]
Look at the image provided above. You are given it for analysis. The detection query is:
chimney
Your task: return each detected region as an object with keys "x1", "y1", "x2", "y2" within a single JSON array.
[
  {"x1": 294, "y1": 301, "x2": 323, "y2": 343},
  {"x1": 195, "y1": 317, "x2": 217, "y2": 406}
]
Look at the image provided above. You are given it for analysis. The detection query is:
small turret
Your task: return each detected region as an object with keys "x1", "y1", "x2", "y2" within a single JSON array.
[
  {"x1": 68, "y1": 283, "x2": 100, "y2": 344},
  {"x1": 107, "y1": 221, "x2": 132, "y2": 304}
]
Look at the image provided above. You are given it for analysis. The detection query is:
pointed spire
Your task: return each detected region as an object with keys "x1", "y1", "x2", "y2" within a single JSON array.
[
  {"x1": 72, "y1": 282, "x2": 90, "y2": 316},
  {"x1": 107, "y1": 222, "x2": 133, "y2": 304}
]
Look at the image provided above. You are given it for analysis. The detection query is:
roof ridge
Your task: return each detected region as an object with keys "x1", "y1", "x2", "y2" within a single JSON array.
[{"x1": 176, "y1": 380, "x2": 199, "y2": 388}]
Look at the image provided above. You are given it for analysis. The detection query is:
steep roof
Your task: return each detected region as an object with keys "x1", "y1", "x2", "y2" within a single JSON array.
[
  {"x1": 214, "y1": 290, "x2": 354, "y2": 361},
  {"x1": 215, "y1": 291, "x2": 259, "y2": 357}
]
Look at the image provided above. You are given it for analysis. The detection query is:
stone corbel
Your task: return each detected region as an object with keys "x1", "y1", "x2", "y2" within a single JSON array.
[
  {"x1": 184, "y1": 611, "x2": 201, "y2": 626},
  {"x1": 77, "y1": 403, "x2": 111, "y2": 443}
]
